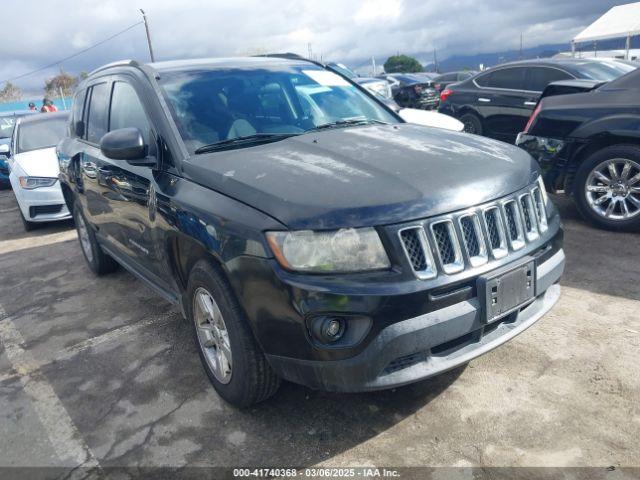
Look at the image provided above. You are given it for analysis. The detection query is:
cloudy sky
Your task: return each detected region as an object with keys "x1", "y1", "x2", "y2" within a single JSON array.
[{"x1": 0, "y1": 0, "x2": 625, "y2": 92}]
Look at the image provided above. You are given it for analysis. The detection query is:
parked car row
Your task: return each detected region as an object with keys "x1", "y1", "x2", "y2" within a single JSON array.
[{"x1": 437, "y1": 57, "x2": 635, "y2": 143}]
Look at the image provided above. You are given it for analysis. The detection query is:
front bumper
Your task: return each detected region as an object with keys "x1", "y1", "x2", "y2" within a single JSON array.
[
  {"x1": 265, "y1": 248, "x2": 564, "y2": 392},
  {"x1": 11, "y1": 179, "x2": 71, "y2": 222}
]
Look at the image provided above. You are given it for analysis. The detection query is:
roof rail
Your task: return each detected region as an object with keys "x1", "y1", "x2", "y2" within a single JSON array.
[
  {"x1": 87, "y1": 59, "x2": 141, "y2": 77},
  {"x1": 253, "y1": 52, "x2": 326, "y2": 67}
]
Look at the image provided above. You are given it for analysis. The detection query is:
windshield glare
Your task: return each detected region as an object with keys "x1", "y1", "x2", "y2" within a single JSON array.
[
  {"x1": 17, "y1": 118, "x2": 68, "y2": 153},
  {"x1": 159, "y1": 64, "x2": 398, "y2": 153},
  {"x1": 576, "y1": 61, "x2": 635, "y2": 81}
]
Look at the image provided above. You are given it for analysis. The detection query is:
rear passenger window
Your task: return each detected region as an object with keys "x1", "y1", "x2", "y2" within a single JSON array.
[
  {"x1": 86, "y1": 83, "x2": 110, "y2": 143},
  {"x1": 71, "y1": 89, "x2": 87, "y2": 137},
  {"x1": 476, "y1": 68, "x2": 527, "y2": 90},
  {"x1": 526, "y1": 67, "x2": 573, "y2": 92},
  {"x1": 109, "y1": 82, "x2": 151, "y2": 144}
]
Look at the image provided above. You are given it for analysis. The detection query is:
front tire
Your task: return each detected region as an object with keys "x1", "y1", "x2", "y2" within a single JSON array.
[
  {"x1": 186, "y1": 260, "x2": 280, "y2": 407},
  {"x1": 19, "y1": 209, "x2": 36, "y2": 231},
  {"x1": 573, "y1": 145, "x2": 640, "y2": 231},
  {"x1": 73, "y1": 204, "x2": 119, "y2": 274},
  {"x1": 460, "y1": 112, "x2": 483, "y2": 135}
]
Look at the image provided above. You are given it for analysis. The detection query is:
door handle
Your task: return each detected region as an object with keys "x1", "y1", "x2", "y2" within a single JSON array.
[
  {"x1": 478, "y1": 98, "x2": 491, "y2": 103},
  {"x1": 524, "y1": 101, "x2": 537, "y2": 106}
]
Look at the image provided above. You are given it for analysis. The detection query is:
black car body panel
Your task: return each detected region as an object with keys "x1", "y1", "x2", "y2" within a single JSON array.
[
  {"x1": 439, "y1": 58, "x2": 635, "y2": 144},
  {"x1": 539, "y1": 79, "x2": 604, "y2": 101},
  {"x1": 58, "y1": 57, "x2": 564, "y2": 394},
  {"x1": 182, "y1": 124, "x2": 538, "y2": 230},
  {"x1": 516, "y1": 67, "x2": 640, "y2": 194}
]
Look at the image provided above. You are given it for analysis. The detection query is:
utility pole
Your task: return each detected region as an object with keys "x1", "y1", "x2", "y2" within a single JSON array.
[
  {"x1": 519, "y1": 33, "x2": 523, "y2": 59},
  {"x1": 433, "y1": 48, "x2": 438, "y2": 73},
  {"x1": 307, "y1": 43, "x2": 312, "y2": 60},
  {"x1": 140, "y1": 9, "x2": 156, "y2": 62}
]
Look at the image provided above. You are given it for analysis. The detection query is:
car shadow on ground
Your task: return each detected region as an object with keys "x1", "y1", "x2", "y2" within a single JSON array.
[{"x1": 552, "y1": 194, "x2": 640, "y2": 302}]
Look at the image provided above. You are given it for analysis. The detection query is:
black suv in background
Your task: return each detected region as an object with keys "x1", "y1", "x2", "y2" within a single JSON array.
[
  {"x1": 57, "y1": 57, "x2": 564, "y2": 406},
  {"x1": 438, "y1": 58, "x2": 634, "y2": 143},
  {"x1": 517, "y1": 67, "x2": 640, "y2": 231}
]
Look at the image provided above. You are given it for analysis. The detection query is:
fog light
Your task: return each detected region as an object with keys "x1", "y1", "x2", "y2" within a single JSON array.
[
  {"x1": 324, "y1": 319, "x2": 342, "y2": 338},
  {"x1": 312, "y1": 316, "x2": 346, "y2": 344}
]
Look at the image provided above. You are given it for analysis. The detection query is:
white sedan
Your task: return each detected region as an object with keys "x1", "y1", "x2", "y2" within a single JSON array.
[{"x1": 8, "y1": 112, "x2": 71, "y2": 230}]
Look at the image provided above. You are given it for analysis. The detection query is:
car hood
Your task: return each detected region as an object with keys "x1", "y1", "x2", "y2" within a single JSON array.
[
  {"x1": 13, "y1": 147, "x2": 59, "y2": 177},
  {"x1": 183, "y1": 124, "x2": 539, "y2": 230}
]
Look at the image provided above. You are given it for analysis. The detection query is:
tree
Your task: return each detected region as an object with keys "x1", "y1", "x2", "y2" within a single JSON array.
[
  {"x1": 384, "y1": 55, "x2": 424, "y2": 73},
  {"x1": 44, "y1": 69, "x2": 78, "y2": 98},
  {"x1": 0, "y1": 82, "x2": 22, "y2": 102}
]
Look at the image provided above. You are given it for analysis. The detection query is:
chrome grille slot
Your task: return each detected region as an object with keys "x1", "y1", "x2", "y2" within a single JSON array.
[
  {"x1": 459, "y1": 214, "x2": 487, "y2": 266},
  {"x1": 483, "y1": 207, "x2": 508, "y2": 259},
  {"x1": 395, "y1": 180, "x2": 550, "y2": 280},
  {"x1": 531, "y1": 187, "x2": 548, "y2": 232},
  {"x1": 430, "y1": 220, "x2": 464, "y2": 274},
  {"x1": 398, "y1": 226, "x2": 436, "y2": 279},
  {"x1": 519, "y1": 193, "x2": 539, "y2": 241},
  {"x1": 503, "y1": 200, "x2": 525, "y2": 250}
]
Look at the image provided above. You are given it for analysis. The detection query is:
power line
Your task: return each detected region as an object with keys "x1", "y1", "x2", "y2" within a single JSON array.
[{"x1": 1, "y1": 21, "x2": 144, "y2": 85}]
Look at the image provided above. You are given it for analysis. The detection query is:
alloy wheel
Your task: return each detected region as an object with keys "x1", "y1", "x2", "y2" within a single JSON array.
[
  {"x1": 193, "y1": 287, "x2": 232, "y2": 384},
  {"x1": 76, "y1": 212, "x2": 94, "y2": 263},
  {"x1": 585, "y1": 158, "x2": 640, "y2": 221}
]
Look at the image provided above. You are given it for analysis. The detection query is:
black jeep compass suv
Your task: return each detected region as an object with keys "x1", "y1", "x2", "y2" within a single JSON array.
[{"x1": 57, "y1": 57, "x2": 565, "y2": 407}]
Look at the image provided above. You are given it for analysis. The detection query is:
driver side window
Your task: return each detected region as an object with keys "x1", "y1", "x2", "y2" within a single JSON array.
[{"x1": 109, "y1": 82, "x2": 151, "y2": 144}]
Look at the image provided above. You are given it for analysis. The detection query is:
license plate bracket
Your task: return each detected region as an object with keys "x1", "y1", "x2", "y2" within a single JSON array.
[{"x1": 478, "y1": 258, "x2": 536, "y2": 323}]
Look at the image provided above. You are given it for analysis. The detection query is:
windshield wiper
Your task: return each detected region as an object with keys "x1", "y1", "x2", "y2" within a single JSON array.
[
  {"x1": 194, "y1": 133, "x2": 299, "y2": 154},
  {"x1": 306, "y1": 118, "x2": 388, "y2": 133}
]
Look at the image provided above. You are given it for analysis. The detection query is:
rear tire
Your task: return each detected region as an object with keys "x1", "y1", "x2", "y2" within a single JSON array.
[
  {"x1": 73, "y1": 204, "x2": 119, "y2": 275},
  {"x1": 573, "y1": 144, "x2": 640, "y2": 231},
  {"x1": 460, "y1": 112, "x2": 483, "y2": 135},
  {"x1": 186, "y1": 260, "x2": 280, "y2": 407}
]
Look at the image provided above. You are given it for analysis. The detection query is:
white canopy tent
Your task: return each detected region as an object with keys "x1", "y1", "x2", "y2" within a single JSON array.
[{"x1": 572, "y1": 2, "x2": 640, "y2": 59}]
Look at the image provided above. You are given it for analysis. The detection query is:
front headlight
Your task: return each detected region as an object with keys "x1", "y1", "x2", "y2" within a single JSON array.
[
  {"x1": 266, "y1": 228, "x2": 390, "y2": 273},
  {"x1": 19, "y1": 176, "x2": 57, "y2": 189}
]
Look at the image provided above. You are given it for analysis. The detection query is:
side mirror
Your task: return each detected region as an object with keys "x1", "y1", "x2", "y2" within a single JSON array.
[
  {"x1": 74, "y1": 121, "x2": 85, "y2": 138},
  {"x1": 100, "y1": 128, "x2": 147, "y2": 161},
  {"x1": 0, "y1": 144, "x2": 9, "y2": 155}
]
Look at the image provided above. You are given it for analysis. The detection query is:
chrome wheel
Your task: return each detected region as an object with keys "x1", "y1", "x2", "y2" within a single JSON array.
[
  {"x1": 585, "y1": 158, "x2": 640, "y2": 221},
  {"x1": 193, "y1": 287, "x2": 232, "y2": 384},
  {"x1": 76, "y1": 212, "x2": 94, "y2": 263},
  {"x1": 462, "y1": 119, "x2": 476, "y2": 134}
]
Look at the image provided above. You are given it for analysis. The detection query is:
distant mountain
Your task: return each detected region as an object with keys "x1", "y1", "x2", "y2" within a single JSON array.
[
  {"x1": 423, "y1": 43, "x2": 567, "y2": 72},
  {"x1": 349, "y1": 37, "x2": 638, "y2": 75}
]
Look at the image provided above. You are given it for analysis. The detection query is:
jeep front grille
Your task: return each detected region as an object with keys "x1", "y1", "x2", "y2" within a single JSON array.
[
  {"x1": 531, "y1": 187, "x2": 548, "y2": 232},
  {"x1": 398, "y1": 227, "x2": 436, "y2": 279},
  {"x1": 430, "y1": 220, "x2": 464, "y2": 274},
  {"x1": 397, "y1": 181, "x2": 548, "y2": 278}
]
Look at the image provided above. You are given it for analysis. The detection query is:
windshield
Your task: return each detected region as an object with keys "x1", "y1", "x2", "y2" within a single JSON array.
[
  {"x1": 17, "y1": 118, "x2": 68, "y2": 154},
  {"x1": 575, "y1": 61, "x2": 636, "y2": 81},
  {"x1": 158, "y1": 64, "x2": 398, "y2": 153},
  {"x1": 0, "y1": 116, "x2": 17, "y2": 140}
]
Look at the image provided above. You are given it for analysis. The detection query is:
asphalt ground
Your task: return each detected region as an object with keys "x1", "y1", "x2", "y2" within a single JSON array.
[{"x1": 0, "y1": 188, "x2": 638, "y2": 479}]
